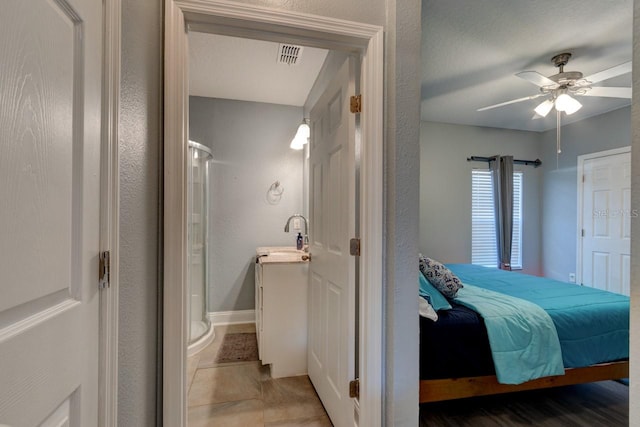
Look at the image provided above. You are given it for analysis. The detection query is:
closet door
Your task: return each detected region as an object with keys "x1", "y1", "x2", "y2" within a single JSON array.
[
  {"x1": 580, "y1": 149, "x2": 631, "y2": 295},
  {"x1": 0, "y1": 0, "x2": 103, "y2": 424}
]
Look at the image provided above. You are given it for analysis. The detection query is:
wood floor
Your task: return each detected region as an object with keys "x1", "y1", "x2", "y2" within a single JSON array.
[{"x1": 420, "y1": 380, "x2": 628, "y2": 426}]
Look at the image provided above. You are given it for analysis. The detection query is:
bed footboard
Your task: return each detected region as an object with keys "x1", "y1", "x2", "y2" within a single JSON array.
[{"x1": 419, "y1": 361, "x2": 629, "y2": 403}]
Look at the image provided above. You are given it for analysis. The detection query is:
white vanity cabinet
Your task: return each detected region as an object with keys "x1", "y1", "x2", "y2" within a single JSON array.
[{"x1": 255, "y1": 248, "x2": 309, "y2": 378}]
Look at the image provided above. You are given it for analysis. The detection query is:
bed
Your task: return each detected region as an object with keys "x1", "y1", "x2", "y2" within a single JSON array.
[{"x1": 419, "y1": 264, "x2": 630, "y2": 403}]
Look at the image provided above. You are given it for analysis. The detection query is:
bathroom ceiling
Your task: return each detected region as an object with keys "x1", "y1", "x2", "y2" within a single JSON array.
[
  {"x1": 189, "y1": 32, "x2": 329, "y2": 107},
  {"x1": 421, "y1": 0, "x2": 633, "y2": 132}
]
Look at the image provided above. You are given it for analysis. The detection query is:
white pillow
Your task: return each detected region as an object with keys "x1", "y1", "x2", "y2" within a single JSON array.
[{"x1": 418, "y1": 296, "x2": 438, "y2": 321}]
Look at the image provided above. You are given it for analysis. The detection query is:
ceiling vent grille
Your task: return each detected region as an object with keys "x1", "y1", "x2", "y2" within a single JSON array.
[{"x1": 277, "y1": 43, "x2": 303, "y2": 65}]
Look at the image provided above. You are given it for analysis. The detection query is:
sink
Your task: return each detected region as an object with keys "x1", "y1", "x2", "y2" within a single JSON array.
[{"x1": 256, "y1": 246, "x2": 309, "y2": 263}]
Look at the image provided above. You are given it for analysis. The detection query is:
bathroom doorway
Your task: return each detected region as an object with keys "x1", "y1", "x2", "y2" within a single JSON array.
[
  {"x1": 185, "y1": 31, "x2": 335, "y2": 425},
  {"x1": 164, "y1": 2, "x2": 384, "y2": 426}
]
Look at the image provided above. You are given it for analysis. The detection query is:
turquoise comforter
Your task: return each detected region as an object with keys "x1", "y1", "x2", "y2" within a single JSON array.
[
  {"x1": 455, "y1": 284, "x2": 564, "y2": 384},
  {"x1": 448, "y1": 264, "x2": 629, "y2": 369}
]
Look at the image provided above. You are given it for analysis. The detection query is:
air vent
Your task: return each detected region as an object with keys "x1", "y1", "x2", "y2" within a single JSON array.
[{"x1": 277, "y1": 43, "x2": 303, "y2": 65}]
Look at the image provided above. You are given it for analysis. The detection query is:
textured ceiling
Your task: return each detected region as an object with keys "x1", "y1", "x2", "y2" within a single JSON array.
[
  {"x1": 421, "y1": 0, "x2": 633, "y2": 132},
  {"x1": 189, "y1": 32, "x2": 328, "y2": 107}
]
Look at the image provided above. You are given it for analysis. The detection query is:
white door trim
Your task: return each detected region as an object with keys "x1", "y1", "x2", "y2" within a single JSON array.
[
  {"x1": 163, "y1": 2, "x2": 383, "y2": 426},
  {"x1": 576, "y1": 146, "x2": 631, "y2": 285},
  {"x1": 98, "y1": 0, "x2": 121, "y2": 425}
]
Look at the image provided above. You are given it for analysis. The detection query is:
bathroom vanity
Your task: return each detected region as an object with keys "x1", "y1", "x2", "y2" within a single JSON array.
[{"x1": 255, "y1": 247, "x2": 309, "y2": 378}]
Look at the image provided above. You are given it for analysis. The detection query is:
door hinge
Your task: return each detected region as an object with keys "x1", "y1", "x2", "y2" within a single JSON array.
[
  {"x1": 349, "y1": 378, "x2": 360, "y2": 399},
  {"x1": 99, "y1": 250, "x2": 111, "y2": 289},
  {"x1": 581, "y1": 229, "x2": 585, "y2": 237},
  {"x1": 350, "y1": 238, "x2": 361, "y2": 256},
  {"x1": 350, "y1": 95, "x2": 362, "y2": 113}
]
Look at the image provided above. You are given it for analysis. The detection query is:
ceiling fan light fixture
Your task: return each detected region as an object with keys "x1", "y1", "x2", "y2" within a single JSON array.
[
  {"x1": 534, "y1": 99, "x2": 554, "y2": 117},
  {"x1": 555, "y1": 93, "x2": 582, "y2": 115}
]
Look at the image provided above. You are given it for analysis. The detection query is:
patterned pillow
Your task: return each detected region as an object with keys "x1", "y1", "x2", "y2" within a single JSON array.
[{"x1": 419, "y1": 255, "x2": 463, "y2": 298}]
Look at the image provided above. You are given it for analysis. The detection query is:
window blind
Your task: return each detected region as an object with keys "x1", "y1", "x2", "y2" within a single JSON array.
[{"x1": 471, "y1": 170, "x2": 523, "y2": 269}]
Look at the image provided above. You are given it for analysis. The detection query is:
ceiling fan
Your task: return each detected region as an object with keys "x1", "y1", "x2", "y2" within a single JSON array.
[
  {"x1": 477, "y1": 52, "x2": 632, "y2": 154},
  {"x1": 478, "y1": 52, "x2": 631, "y2": 117}
]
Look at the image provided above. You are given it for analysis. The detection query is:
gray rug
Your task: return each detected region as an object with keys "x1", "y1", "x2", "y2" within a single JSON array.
[{"x1": 215, "y1": 333, "x2": 259, "y2": 363}]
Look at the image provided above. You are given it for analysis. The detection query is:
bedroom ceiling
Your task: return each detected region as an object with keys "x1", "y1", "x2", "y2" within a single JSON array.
[
  {"x1": 189, "y1": 32, "x2": 329, "y2": 107},
  {"x1": 421, "y1": 0, "x2": 633, "y2": 132}
]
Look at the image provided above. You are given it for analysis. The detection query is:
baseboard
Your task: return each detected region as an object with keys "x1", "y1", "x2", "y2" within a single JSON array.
[{"x1": 207, "y1": 309, "x2": 256, "y2": 326}]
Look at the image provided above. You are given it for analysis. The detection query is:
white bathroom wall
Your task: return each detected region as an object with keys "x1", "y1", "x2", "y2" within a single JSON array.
[{"x1": 189, "y1": 96, "x2": 305, "y2": 312}]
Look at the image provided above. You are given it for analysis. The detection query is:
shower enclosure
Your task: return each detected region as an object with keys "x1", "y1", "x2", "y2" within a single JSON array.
[{"x1": 187, "y1": 140, "x2": 213, "y2": 352}]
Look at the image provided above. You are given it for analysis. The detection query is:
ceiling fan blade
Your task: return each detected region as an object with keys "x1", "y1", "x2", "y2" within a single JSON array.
[
  {"x1": 581, "y1": 86, "x2": 632, "y2": 99},
  {"x1": 516, "y1": 71, "x2": 558, "y2": 88},
  {"x1": 477, "y1": 93, "x2": 545, "y2": 112},
  {"x1": 583, "y1": 61, "x2": 632, "y2": 84}
]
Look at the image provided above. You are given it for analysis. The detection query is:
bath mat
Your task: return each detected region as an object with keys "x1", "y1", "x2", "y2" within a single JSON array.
[{"x1": 215, "y1": 332, "x2": 259, "y2": 363}]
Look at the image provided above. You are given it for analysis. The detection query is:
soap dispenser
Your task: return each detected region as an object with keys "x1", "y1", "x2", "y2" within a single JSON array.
[{"x1": 296, "y1": 232, "x2": 303, "y2": 250}]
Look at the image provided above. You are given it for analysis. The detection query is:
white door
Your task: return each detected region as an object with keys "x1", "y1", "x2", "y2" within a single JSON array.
[
  {"x1": 580, "y1": 149, "x2": 631, "y2": 295},
  {"x1": 0, "y1": 0, "x2": 103, "y2": 425},
  {"x1": 308, "y1": 58, "x2": 357, "y2": 427}
]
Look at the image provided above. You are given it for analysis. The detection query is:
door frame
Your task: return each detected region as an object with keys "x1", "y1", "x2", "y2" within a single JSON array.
[
  {"x1": 576, "y1": 145, "x2": 631, "y2": 285},
  {"x1": 164, "y1": 1, "x2": 383, "y2": 426},
  {"x1": 98, "y1": 0, "x2": 121, "y2": 425}
]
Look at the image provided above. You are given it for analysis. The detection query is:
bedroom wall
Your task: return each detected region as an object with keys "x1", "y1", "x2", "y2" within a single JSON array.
[
  {"x1": 189, "y1": 96, "x2": 305, "y2": 312},
  {"x1": 419, "y1": 121, "x2": 542, "y2": 275},
  {"x1": 540, "y1": 106, "x2": 631, "y2": 282}
]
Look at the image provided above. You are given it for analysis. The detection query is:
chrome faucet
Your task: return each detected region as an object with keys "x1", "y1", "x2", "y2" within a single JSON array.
[{"x1": 284, "y1": 214, "x2": 309, "y2": 251}]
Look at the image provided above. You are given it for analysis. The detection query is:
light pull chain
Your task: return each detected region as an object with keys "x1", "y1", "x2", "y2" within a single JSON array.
[{"x1": 556, "y1": 110, "x2": 562, "y2": 169}]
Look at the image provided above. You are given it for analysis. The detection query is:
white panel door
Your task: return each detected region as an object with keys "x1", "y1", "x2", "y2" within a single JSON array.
[
  {"x1": 581, "y1": 150, "x2": 631, "y2": 295},
  {"x1": 0, "y1": 0, "x2": 102, "y2": 425},
  {"x1": 308, "y1": 58, "x2": 356, "y2": 427}
]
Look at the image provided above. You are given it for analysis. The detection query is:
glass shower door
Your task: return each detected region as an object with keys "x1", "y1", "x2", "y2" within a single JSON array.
[{"x1": 188, "y1": 140, "x2": 212, "y2": 345}]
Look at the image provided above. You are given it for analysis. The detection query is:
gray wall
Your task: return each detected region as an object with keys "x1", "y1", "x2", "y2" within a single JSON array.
[
  {"x1": 540, "y1": 107, "x2": 631, "y2": 281},
  {"x1": 630, "y1": 0, "x2": 639, "y2": 418},
  {"x1": 385, "y1": 3, "x2": 422, "y2": 424},
  {"x1": 119, "y1": 0, "x2": 161, "y2": 425},
  {"x1": 420, "y1": 122, "x2": 541, "y2": 274},
  {"x1": 189, "y1": 96, "x2": 305, "y2": 312},
  {"x1": 419, "y1": 121, "x2": 542, "y2": 275},
  {"x1": 118, "y1": 1, "x2": 421, "y2": 426},
  {"x1": 420, "y1": 109, "x2": 634, "y2": 280}
]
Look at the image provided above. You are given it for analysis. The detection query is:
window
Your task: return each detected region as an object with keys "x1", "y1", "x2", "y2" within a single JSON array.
[{"x1": 471, "y1": 169, "x2": 523, "y2": 269}]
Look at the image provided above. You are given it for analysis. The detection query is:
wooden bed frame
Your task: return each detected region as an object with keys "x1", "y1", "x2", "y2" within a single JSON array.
[{"x1": 419, "y1": 360, "x2": 629, "y2": 403}]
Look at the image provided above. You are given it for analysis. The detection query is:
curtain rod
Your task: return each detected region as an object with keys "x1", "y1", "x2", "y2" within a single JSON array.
[{"x1": 467, "y1": 156, "x2": 542, "y2": 168}]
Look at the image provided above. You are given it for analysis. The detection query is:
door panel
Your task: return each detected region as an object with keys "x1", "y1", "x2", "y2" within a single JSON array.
[
  {"x1": 308, "y1": 58, "x2": 356, "y2": 427},
  {"x1": 0, "y1": 0, "x2": 102, "y2": 425},
  {"x1": 581, "y1": 151, "x2": 631, "y2": 296}
]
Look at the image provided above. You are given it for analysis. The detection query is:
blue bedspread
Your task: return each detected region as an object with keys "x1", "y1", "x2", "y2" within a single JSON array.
[
  {"x1": 455, "y1": 284, "x2": 564, "y2": 384},
  {"x1": 447, "y1": 264, "x2": 629, "y2": 368}
]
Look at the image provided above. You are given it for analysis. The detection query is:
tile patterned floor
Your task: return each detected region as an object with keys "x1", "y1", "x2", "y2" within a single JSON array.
[{"x1": 187, "y1": 323, "x2": 333, "y2": 427}]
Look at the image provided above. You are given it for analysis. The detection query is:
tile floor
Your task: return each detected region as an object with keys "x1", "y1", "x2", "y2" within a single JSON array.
[{"x1": 187, "y1": 323, "x2": 333, "y2": 427}]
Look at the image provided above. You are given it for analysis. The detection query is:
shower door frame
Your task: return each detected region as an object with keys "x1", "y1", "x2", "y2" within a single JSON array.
[{"x1": 164, "y1": 2, "x2": 384, "y2": 426}]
